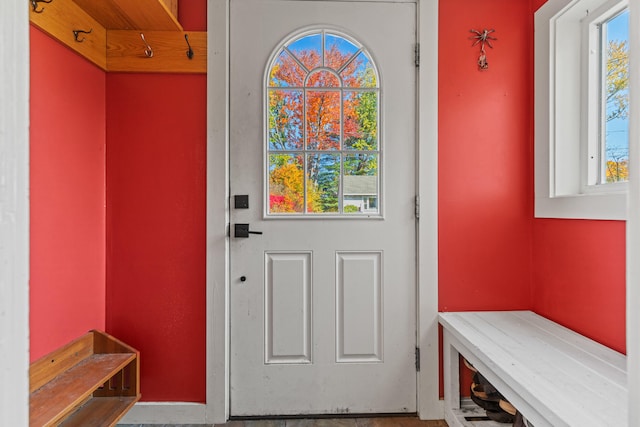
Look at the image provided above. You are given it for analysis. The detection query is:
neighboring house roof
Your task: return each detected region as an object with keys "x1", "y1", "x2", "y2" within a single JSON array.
[{"x1": 343, "y1": 175, "x2": 377, "y2": 196}]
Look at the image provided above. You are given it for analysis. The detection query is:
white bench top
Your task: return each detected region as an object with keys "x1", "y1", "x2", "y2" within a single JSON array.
[{"x1": 439, "y1": 311, "x2": 628, "y2": 427}]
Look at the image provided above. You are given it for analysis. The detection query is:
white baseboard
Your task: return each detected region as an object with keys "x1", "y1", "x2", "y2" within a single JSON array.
[
  {"x1": 118, "y1": 402, "x2": 208, "y2": 425},
  {"x1": 418, "y1": 398, "x2": 444, "y2": 420}
]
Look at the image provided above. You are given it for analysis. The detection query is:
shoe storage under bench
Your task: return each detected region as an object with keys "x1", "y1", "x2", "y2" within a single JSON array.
[{"x1": 439, "y1": 311, "x2": 627, "y2": 427}]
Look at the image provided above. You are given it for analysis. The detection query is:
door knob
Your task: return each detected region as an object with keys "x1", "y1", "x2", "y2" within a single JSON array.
[{"x1": 234, "y1": 223, "x2": 263, "y2": 238}]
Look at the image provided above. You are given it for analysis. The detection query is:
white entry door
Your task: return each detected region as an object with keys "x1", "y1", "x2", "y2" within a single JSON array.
[{"x1": 230, "y1": 0, "x2": 417, "y2": 416}]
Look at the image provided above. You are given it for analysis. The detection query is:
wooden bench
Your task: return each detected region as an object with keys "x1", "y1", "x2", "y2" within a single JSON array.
[
  {"x1": 439, "y1": 311, "x2": 627, "y2": 427},
  {"x1": 29, "y1": 330, "x2": 140, "y2": 427}
]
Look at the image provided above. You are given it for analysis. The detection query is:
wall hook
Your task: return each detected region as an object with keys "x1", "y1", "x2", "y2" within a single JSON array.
[
  {"x1": 185, "y1": 34, "x2": 194, "y2": 60},
  {"x1": 73, "y1": 29, "x2": 92, "y2": 43},
  {"x1": 31, "y1": 0, "x2": 52, "y2": 13},
  {"x1": 140, "y1": 33, "x2": 154, "y2": 58}
]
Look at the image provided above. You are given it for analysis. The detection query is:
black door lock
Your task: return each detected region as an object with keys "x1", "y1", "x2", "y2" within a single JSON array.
[
  {"x1": 234, "y1": 195, "x2": 249, "y2": 209},
  {"x1": 234, "y1": 223, "x2": 263, "y2": 238}
]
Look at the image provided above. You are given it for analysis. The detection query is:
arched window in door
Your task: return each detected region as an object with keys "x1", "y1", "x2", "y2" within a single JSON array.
[{"x1": 266, "y1": 29, "x2": 380, "y2": 215}]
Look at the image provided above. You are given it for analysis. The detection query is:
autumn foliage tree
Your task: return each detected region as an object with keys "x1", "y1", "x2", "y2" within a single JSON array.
[
  {"x1": 606, "y1": 40, "x2": 629, "y2": 123},
  {"x1": 268, "y1": 37, "x2": 378, "y2": 213},
  {"x1": 604, "y1": 39, "x2": 629, "y2": 183},
  {"x1": 268, "y1": 157, "x2": 321, "y2": 213}
]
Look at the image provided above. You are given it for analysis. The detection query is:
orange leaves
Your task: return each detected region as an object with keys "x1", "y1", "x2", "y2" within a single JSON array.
[
  {"x1": 306, "y1": 91, "x2": 340, "y2": 150},
  {"x1": 268, "y1": 157, "x2": 322, "y2": 213},
  {"x1": 606, "y1": 159, "x2": 629, "y2": 183},
  {"x1": 269, "y1": 161, "x2": 303, "y2": 213}
]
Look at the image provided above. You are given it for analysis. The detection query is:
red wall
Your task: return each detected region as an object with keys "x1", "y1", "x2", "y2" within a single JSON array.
[
  {"x1": 532, "y1": 220, "x2": 626, "y2": 352},
  {"x1": 30, "y1": 26, "x2": 106, "y2": 361},
  {"x1": 438, "y1": 0, "x2": 534, "y2": 312},
  {"x1": 105, "y1": 71, "x2": 207, "y2": 401},
  {"x1": 104, "y1": 1, "x2": 207, "y2": 402}
]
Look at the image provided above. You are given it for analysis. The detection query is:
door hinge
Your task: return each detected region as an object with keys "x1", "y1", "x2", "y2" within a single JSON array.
[
  {"x1": 415, "y1": 195, "x2": 420, "y2": 219},
  {"x1": 414, "y1": 43, "x2": 420, "y2": 67},
  {"x1": 415, "y1": 347, "x2": 421, "y2": 372}
]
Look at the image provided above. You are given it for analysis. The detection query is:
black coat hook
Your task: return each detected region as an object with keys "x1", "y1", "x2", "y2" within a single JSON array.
[
  {"x1": 73, "y1": 29, "x2": 92, "y2": 43},
  {"x1": 31, "y1": 0, "x2": 52, "y2": 13},
  {"x1": 185, "y1": 34, "x2": 194, "y2": 60}
]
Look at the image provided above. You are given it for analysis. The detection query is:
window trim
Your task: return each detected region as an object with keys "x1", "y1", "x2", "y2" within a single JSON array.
[
  {"x1": 584, "y1": 2, "x2": 628, "y2": 189},
  {"x1": 535, "y1": 0, "x2": 628, "y2": 220}
]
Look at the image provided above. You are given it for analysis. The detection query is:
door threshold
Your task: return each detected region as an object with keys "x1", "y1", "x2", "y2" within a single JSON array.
[{"x1": 229, "y1": 413, "x2": 419, "y2": 421}]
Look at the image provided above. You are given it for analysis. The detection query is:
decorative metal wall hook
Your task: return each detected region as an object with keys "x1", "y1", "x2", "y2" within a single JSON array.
[
  {"x1": 31, "y1": 0, "x2": 52, "y2": 13},
  {"x1": 140, "y1": 33, "x2": 154, "y2": 58},
  {"x1": 73, "y1": 29, "x2": 92, "y2": 43},
  {"x1": 470, "y1": 29, "x2": 497, "y2": 71},
  {"x1": 185, "y1": 34, "x2": 194, "y2": 60}
]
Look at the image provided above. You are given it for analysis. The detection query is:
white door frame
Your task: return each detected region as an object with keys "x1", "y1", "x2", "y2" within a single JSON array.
[
  {"x1": 628, "y1": 1, "x2": 640, "y2": 425},
  {"x1": 206, "y1": 0, "x2": 439, "y2": 423},
  {"x1": 1, "y1": 1, "x2": 30, "y2": 426}
]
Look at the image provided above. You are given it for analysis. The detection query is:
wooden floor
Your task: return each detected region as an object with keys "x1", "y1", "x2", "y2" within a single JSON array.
[{"x1": 214, "y1": 418, "x2": 449, "y2": 427}]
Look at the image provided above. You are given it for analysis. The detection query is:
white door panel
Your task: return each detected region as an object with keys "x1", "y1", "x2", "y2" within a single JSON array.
[{"x1": 230, "y1": 0, "x2": 417, "y2": 416}]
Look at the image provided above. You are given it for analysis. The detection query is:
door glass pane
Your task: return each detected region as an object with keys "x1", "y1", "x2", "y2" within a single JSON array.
[
  {"x1": 269, "y1": 90, "x2": 303, "y2": 150},
  {"x1": 344, "y1": 91, "x2": 378, "y2": 150},
  {"x1": 306, "y1": 91, "x2": 341, "y2": 150},
  {"x1": 307, "y1": 70, "x2": 340, "y2": 87},
  {"x1": 307, "y1": 153, "x2": 340, "y2": 213},
  {"x1": 343, "y1": 154, "x2": 378, "y2": 214},
  {"x1": 341, "y1": 52, "x2": 376, "y2": 88},
  {"x1": 288, "y1": 34, "x2": 322, "y2": 70},
  {"x1": 325, "y1": 33, "x2": 359, "y2": 70},
  {"x1": 269, "y1": 154, "x2": 305, "y2": 213},
  {"x1": 270, "y1": 50, "x2": 306, "y2": 87}
]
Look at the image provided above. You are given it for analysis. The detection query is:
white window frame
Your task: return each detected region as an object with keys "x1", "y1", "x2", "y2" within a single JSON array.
[
  {"x1": 585, "y1": 2, "x2": 629, "y2": 189},
  {"x1": 535, "y1": 0, "x2": 628, "y2": 220},
  {"x1": 263, "y1": 28, "x2": 382, "y2": 218}
]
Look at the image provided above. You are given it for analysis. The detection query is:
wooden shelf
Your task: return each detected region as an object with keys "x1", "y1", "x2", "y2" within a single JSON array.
[
  {"x1": 72, "y1": 0, "x2": 182, "y2": 31},
  {"x1": 60, "y1": 396, "x2": 138, "y2": 427},
  {"x1": 29, "y1": 0, "x2": 206, "y2": 73},
  {"x1": 30, "y1": 330, "x2": 140, "y2": 427}
]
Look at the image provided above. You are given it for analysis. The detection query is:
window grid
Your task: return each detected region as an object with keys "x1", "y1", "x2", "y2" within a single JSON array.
[{"x1": 266, "y1": 30, "x2": 381, "y2": 216}]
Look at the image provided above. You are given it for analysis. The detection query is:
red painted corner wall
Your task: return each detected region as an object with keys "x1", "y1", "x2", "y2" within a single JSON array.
[
  {"x1": 526, "y1": 0, "x2": 626, "y2": 355},
  {"x1": 29, "y1": 26, "x2": 106, "y2": 362},
  {"x1": 105, "y1": 73, "x2": 207, "y2": 402},
  {"x1": 532, "y1": 219, "x2": 626, "y2": 353},
  {"x1": 438, "y1": 0, "x2": 534, "y2": 312}
]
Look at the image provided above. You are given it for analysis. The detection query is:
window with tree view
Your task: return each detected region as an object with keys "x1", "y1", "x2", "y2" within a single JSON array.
[
  {"x1": 266, "y1": 30, "x2": 380, "y2": 215},
  {"x1": 597, "y1": 8, "x2": 629, "y2": 184}
]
